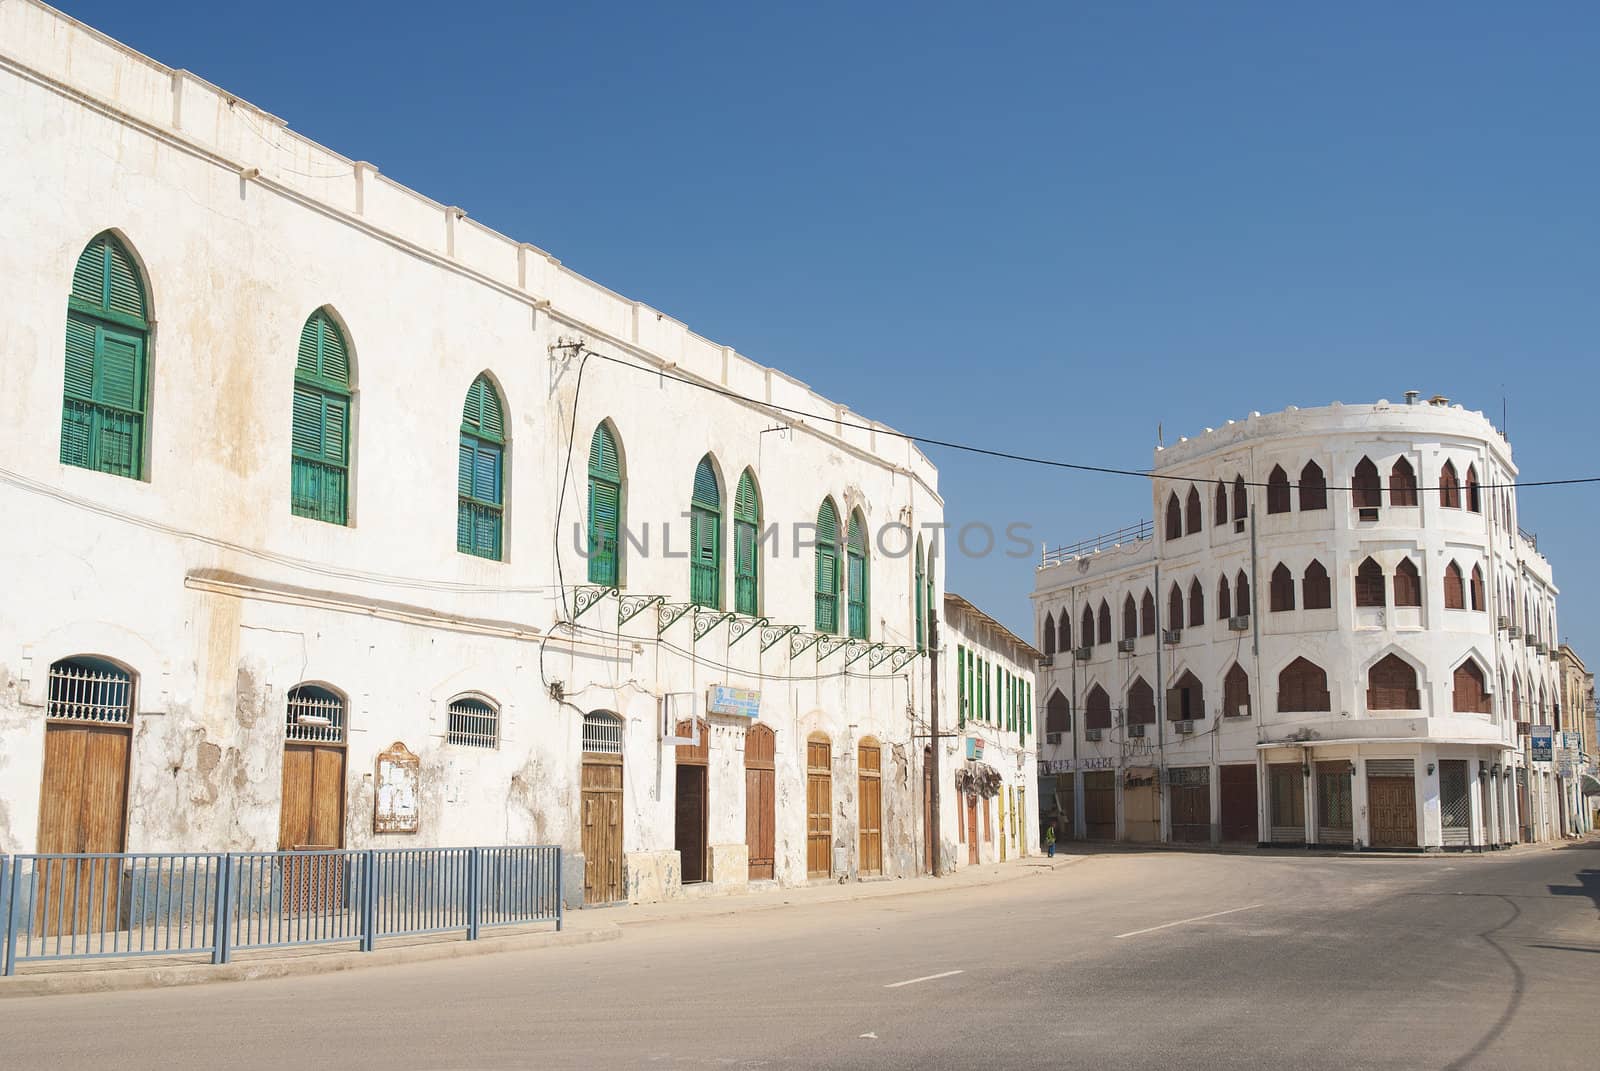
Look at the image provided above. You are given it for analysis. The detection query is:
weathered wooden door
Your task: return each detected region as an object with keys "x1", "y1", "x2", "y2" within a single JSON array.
[
  {"x1": 1168, "y1": 768, "x2": 1210, "y2": 843},
  {"x1": 278, "y1": 744, "x2": 346, "y2": 851},
  {"x1": 1083, "y1": 771, "x2": 1116, "y2": 840},
  {"x1": 1123, "y1": 775, "x2": 1159, "y2": 843},
  {"x1": 745, "y1": 724, "x2": 776, "y2": 881},
  {"x1": 1368, "y1": 776, "x2": 1417, "y2": 848},
  {"x1": 806, "y1": 735, "x2": 832, "y2": 878},
  {"x1": 965, "y1": 793, "x2": 979, "y2": 864},
  {"x1": 37, "y1": 723, "x2": 131, "y2": 935},
  {"x1": 857, "y1": 741, "x2": 883, "y2": 876},
  {"x1": 674, "y1": 719, "x2": 710, "y2": 885},
  {"x1": 1219, "y1": 764, "x2": 1258, "y2": 843},
  {"x1": 582, "y1": 756, "x2": 624, "y2": 904}
]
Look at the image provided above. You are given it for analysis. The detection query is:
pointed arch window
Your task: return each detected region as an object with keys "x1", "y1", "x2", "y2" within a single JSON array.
[
  {"x1": 63, "y1": 233, "x2": 151, "y2": 480},
  {"x1": 1453, "y1": 660, "x2": 1491, "y2": 714},
  {"x1": 1059, "y1": 613, "x2": 1073, "y2": 653},
  {"x1": 587, "y1": 423, "x2": 623, "y2": 585},
  {"x1": 1085, "y1": 685, "x2": 1112, "y2": 730},
  {"x1": 457, "y1": 374, "x2": 504, "y2": 560},
  {"x1": 1266, "y1": 466, "x2": 1291, "y2": 514},
  {"x1": 1122, "y1": 595, "x2": 1137, "y2": 640},
  {"x1": 1127, "y1": 678, "x2": 1155, "y2": 725},
  {"x1": 1041, "y1": 612, "x2": 1057, "y2": 657},
  {"x1": 1045, "y1": 690, "x2": 1071, "y2": 735},
  {"x1": 1353, "y1": 457, "x2": 1381, "y2": 510},
  {"x1": 1185, "y1": 485, "x2": 1202, "y2": 534},
  {"x1": 1214, "y1": 480, "x2": 1229, "y2": 526},
  {"x1": 1367, "y1": 654, "x2": 1420, "y2": 710},
  {"x1": 1187, "y1": 578, "x2": 1204, "y2": 628},
  {"x1": 1278, "y1": 657, "x2": 1331, "y2": 713},
  {"x1": 1303, "y1": 559, "x2": 1331, "y2": 609},
  {"x1": 1299, "y1": 461, "x2": 1327, "y2": 511},
  {"x1": 1217, "y1": 575, "x2": 1232, "y2": 621},
  {"x1": 1389, "y1": 457, "x2": 1418, "y2": 507},
  {"x1": 1140, "y1": 589, "x2": 1156, "y2": 636},
  {"x1": 846, "y1": 510, "x2": 869, "y2": 639},
  {"x1": 915, "y1": 538, "x2": 927, "y2": 650},
  {"x1": 289, "y1": 309, "x2": 353, "y2": 524},
  {"x1": 1439, "y1": 460, "x2": 1460, "y2": 509},
  {"x1": 1096, "y1": 600, "x2": 1111, "y2": 645},
  {"x1": 1223, "y1": 663, "x2": 1251, "y2": 719},
  {"x1": 1469, "y1": 564, "x2": 1486, "y2": 611},
  {"x1": 689, "y1": 456, "x2": 722, "y2": 608},
  {"x1": 734, "y1": 470, "x2": 760, "y2": 615},
  {"x1": 1465, "y1": 464, "x2": 1481, "y2": 513},
  {"x1": 1235, "y1": 570, "x2": 1251, "y2": 617},
  {"x1": 1443, "y1": 561, "x2": 1465, "y2": 610},
  {"x1": 1080, "y1": 606, "x2": 1095, "y2": 650},
  {"x1": 1356, "y1": 557, "x2": 1386, "y2": 607},
  {"x1": 1393, "y1": 559, "x2": 1422, "y2": 607},
  {"x1": 1168, "y1": 671, "x2": 1204, "y2": 720},
  {"x1": 814, "y1": 499, "x2": 841, "y2": 633},
  {"x1": 1233, "y1": 475, "x2": 1248, "y2": 521},
  {"x1": 1165, "y1": 493, "x2": 1182, "y2": 540},
  {"x1": 1168, "y1": 584, "x2": 1183, "y2": 632},
  {"x1": 1270, "y1": 563, "x2": 1295, "y2": 612}
]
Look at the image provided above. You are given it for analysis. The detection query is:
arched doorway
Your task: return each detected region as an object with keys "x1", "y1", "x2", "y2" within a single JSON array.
[
  {"x1": 280, "y1": 683, "x2": 348, "y2": 914},
  {"x1": 858, "y1": 738, "x2": 883, "y2": 876},
  {"x1": 582, "y1": 711, "x2": 625, "y2": 904},
  {"x1": 675, "y1": 718, "x2": 710, "y2": 884},
  {"x1": 745, "y1": 724, "x2": 776, "y2": 880},
  {"x1": 806, "y1": 733, "x2": 832, "y2": 878},
  {"x1": 37, "y1": 657, "x2": 134, "y2": 936}
]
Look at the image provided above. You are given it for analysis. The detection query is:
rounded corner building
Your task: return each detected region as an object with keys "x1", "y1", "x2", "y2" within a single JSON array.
[{"x1": 1031, "y1": 395, "x2": 1570, "y2": 851}]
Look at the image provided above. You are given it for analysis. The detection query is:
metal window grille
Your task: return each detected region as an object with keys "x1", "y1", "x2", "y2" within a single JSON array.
[
  {"x1": 447, "y1": 697, "x2": 499, "y2": 749},
  {"x1": 47, "y1": 659, "x2": 133, "y2": 725},
  {"x1": 286, "y1": 686, "x2": 345, "y2": 744},
  {"x1": 582, "y1": 712, "x2": 623, "y2": 755}
]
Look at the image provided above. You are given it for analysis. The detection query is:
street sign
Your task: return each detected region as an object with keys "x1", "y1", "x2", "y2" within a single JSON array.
[
  {"x1": 706, "y1": 684, "x2": 760, "y2": 718},
  {"x1": 1530, "y1": 725, "x2": 1553, "y2": 763}
]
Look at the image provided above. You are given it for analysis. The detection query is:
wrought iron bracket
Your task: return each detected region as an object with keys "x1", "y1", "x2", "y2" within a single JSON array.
[
  {"x1": 816, "y1": 635, "x2": 852, "y2": 662},
  {"x1": 890, "y1": 647, "x2": 922, "y2": 671},
  {"x1": 657, "y1": 602, "x2": 693, "y2": 635},
  {"x1": 869, "y1": 645, "x2": 898, "y2": 669},
  {"x1": 843, "y1": 641, "x2": 878, "y2": 669},
  {"x1": 729, "y1": 616, "x2": 769, "y2": 647},
  {"x1": 693, "y1": 611, "x2": 735, "y2": 642},
  {"x1": 789, "y1": 631, "x2": 822, "y2": 659},
  {"x1": 573, "y1": 586, "x2": 616, "y2": 620},
  {"x1": 618, "y1": 594, "x2": 663, "y2": 627},
  {"x1": 762, "y1": 624, "x2": 800, "y2": 653}
]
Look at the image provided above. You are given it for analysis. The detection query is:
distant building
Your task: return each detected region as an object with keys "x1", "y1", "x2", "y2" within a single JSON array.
[
  {"x1": 1554, "y1": 645, "x2": 1596, "y2": 833},
  {"x1": 1032, "y1": 397, "x2": 1564, "y2": 851}
]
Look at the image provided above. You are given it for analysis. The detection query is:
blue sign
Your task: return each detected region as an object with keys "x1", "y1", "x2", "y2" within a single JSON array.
[
  {"x1": 707, "y1": 685, "x2": 760, "y2": 719},
  {"x1": 1530, "y1": 725, "x2": 1553, "y2": 763}
]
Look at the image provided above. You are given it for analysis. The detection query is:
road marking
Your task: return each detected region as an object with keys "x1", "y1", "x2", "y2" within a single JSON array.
[
  {"x1": 884, "y1": 969, "x2": 964, "y2": 988},
  {"x1": 1112, "y1": 903, "x2": 1264, "y2": 940}
]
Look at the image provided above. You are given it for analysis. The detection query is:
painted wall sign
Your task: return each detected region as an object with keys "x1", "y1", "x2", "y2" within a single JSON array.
[
  {"x1": 1530, "y1": 725, "x2": 1553, "y2": 763},
  {"x1": 1563, "y1": 731, "x2": 1582, "y2": 752},
  {"x1": 1037, "y1": 756, "x2": 1115, "y2": 775},
  {"x1": 374, "y1": 740, "x2": 420, "y2": 834},
  {"x1": 966, "y1": 737, "x2": 985, "y2": 761},
  {"x1": 707, "y1": 684, "x2": 761, "y2": 719}
]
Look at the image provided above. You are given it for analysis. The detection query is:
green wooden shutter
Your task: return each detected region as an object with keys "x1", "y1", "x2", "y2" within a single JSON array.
[
  {"x1": 63, "y1": 235, "x2": 149, "y2": 479},
  {"x1": 458, "y1": 376, "x2": 505, "y2": 560},
  {"x1": 587, "y1": 424, "x2": 623, "y2": 584},
  {"x1": 914, "y1": 542, "x2": 925, "y2": 651},
  {"x1": 689, "y1": 457, "x2": 721, "y2": 607},
  {"x1": 734, "y1": 470, "x2": 759, "y2": 615},
  {"x1": 290, "y1": 311, "x2": 351, "y2": 524},
  {"x1": 846, "y1": 512, "x2": 868, "y2": 639},
  {"x1": 815, "y1": 500, "x2": 840, "y2": 633}
]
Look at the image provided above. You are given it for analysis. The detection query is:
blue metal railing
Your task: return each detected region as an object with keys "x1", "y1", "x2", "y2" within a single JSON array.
[{"x1": 2, "y1": 845, "x2": 561, "y2": 976}]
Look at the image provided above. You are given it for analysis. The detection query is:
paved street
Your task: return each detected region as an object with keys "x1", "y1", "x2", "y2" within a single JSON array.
[{"x1": 3, "y1": 843, "x2": 1598, "y2": 1070}]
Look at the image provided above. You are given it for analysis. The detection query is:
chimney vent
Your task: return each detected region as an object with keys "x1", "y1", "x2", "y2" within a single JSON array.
[{"x1": 1404, "y1": 390, "x2": 1420, "y2": 405}]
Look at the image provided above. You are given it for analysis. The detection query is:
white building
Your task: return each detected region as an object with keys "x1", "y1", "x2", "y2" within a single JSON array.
[
  {"x1": 1033, "y1": 397, "x2": 1564, "y2": 851},
  {"x1": 938, "y1": 594, "x2": 1040, "y2": 867},
  {"x1": 0, "y1": 0, "x2": 950, "y2": 906}
]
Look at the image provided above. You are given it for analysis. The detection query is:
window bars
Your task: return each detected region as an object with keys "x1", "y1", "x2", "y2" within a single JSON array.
[
  {"x1": 47, "y1": 659, "x2": 133, "y2": 725},
  {"x1": 286, "y1": 686, "x2": 345, "y2": 744},
  {"x1": 447, "y1": 698, "x2": 499, "y2": 749},
  {"x1": 582, "y1": 713, "x2": 623, "y2": 755}
]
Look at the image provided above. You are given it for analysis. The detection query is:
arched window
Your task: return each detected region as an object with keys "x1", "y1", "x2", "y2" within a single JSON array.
[
  {"x1": 1080, "y1": 606, "x2": 1094, "y2": 650},
  {"x1": 1127, "y1": 678, "x2": 1155, "y2": 725},
  {"x1": 1042, "y1": 612, "x2": 1057, "y2": 656},
  {"x1": 1223, "y1": 663, "x2": 1251, "y2": 719},
  {"x1": 734, "y1": 470, "x2": 761, "y2": 615},
  {"x1": 689, "y1": 456, "x2": 722, "y2": 607},
  {"x1": 1278, "y1": 657, "x2": 1331, "y2": 712},
  {"x1": 1233, "y1": 475, "x2": 1248, "y2": 521},
  {"x1": 814, "y1": 498, "x2": 841, "y2": 633},
  {"x1": 1443, "y1": 561, "x2": 1465, "y2": 610},
  {"x1": 1122, "y1": 595, "x2": 1137, "y2": 640},
  {"x1": 291, "y1": 309, "x2": 353, "y2": 524},
  {"x1": 1045, "y1": 690, "x2": 1071, "y2": 735},
  {"x1": 47, "y1": 656, "x2": 134, "y2": 726},
  {"x1": 1367, "y1": 654, "x2": 1420, "y2": 710},
  {"x1": 1185, "y1": 485, "x2": 1202, "y2": 534},
  {"x1": 846, "y1": 510, "x2": 869, "y2": 639},
  {"x1": 62, "y1": 233, "x2": 150, "y2": 479},
  {"x1": 1214, "y1": 480, "x2": 1229, "y2": 526},
  {"x1": 446, "y1": 695, "x2": 499, "y2": 749},
  {"x1": 1217, "y1": 575, "x2": 1232, "y2": 620},
  {"x1": 582, "y1": 710, "x2": 624, "y2": 755},
  {"x1": 1453, "y1": 660, "x2": 1491, "y2": 714},
  {"x1": 457, "y1": 374, "x2": 505, "y2": 560},
  {"x1": 1236, "y1": 570, "x2": 1251, "y2": 616},
  {"x1": 1389, "y1": 457, "x2": 1418, "y2": 507},
  {"x1": 1168, "y1": 584, "x2": 1183, "y2": 631},
  {"x1": 1356, "y1": 557, "x2": 1386, "y2": 607},
  {"x1": 1299, "y1": 460, "x2": 1327, "y2": 511},
  {"x1": 1469, "y1": 565, "x2": 1485, "y2": 612},
  {"x1": 1266, "y1": 465, "x2": 1291, "y2": 514},
  {"x1": 1394, "y1": 558, "x2": 1421, "y2": 607},
  {"x1": 1140, "y1": 589, "x2": 1156, "y2": 636},
  {"x1": 1060, "y1": 613, "x2": 1073, "y2": 653},
  {"x1": 1465, "y1": 464, "x2": 1481, "y2": 513},
  {"x1": 1169, "y1": 670, "x2": 1204, "y2": 720},
  {"x1": 1511, "y1": 676, "x2": 1522, "y2": 722},
  {"x1": 1439, "y1": 460, "x2": 1460, "y2": 508},
  {"x1": 1187, "y1": 578, "x2": 1204, "y2": 627},
  {"x1": 1165, "y1": 493, "x2": 1182, "y2": 540},
  {"x1": 1085, "y1": 684, "x2": 1112, "y2": 730},
  {"x1": 1353, "y1": 457, "x2": 1381, "y2": 510},
  {"x1": 1270, "y1": 563, "x2": 1295, "y2": 612},
  {"x1": 286, "y1": 683, "x2": 346, "y2": 744},
  {"x1": 1303, "y1": 559, "x2": 1332, "y2": 609},
  {"x1": 587, "y1": 423, "x2": 623, "y2": 585},
  {"x1": 1097, "y1": 600, "x2": 1111, "y2": 645}
]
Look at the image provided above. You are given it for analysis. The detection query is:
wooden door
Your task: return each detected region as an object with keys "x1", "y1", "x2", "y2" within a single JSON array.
[
  {"x1": 582, "y1": 757, "x2": 624, "y2": 904},
  {"x1": 1084, "y1": 771, "x2": 1116, "y2": 840},
  {"x1": 745, "y1": 725, "x2": 776, "y2": 881},
  {"x1": 1368, "y1": 776, "x2": 1417, "y2": 847},
  {"x1": 278, "y1": 744, "x2": 346, "y2": 850},
  {"x1": 1123, "y1": 781, "x2": 1159, "y2": 843},
  {"x1": 675, "y1": 765, "x2": 708, "y2": 884},
  {"x1": 965, "y1": 794, "x2": 979, "y2": 864},
  {"x1": 1267, "y1": 763, "x2": 1305, "y2": 844},
  {"x1": 1219, "y1": 764, "x2": 1257, "y2": 843},
  {"x1": 806, "y1": 736, "x2": 832, "y2": 878},
  {"x1": 36, "y1": 723, "x2": 130, "y2": 936},
  {"x1": 1169, "y1": 773, "x2": 1210, "y2": 843},
  {"x1": 857, "y1": 742, "x2": 883, "y2": 876}
]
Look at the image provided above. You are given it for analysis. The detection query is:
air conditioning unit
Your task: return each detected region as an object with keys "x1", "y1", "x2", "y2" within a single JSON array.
[
  {"x1": 1535, "y1": 642, "x2": 1548, "y2": 655},
  {"x1": 1074, "y1": 646, "x2": 1092, "y2": 661},
  {"x1": 1175, "y1": 719, "x2": 1195, "y2": 734},
  {"x1": 1507, "y1": 626, "x2": 1521, "y2": 639},
  {"x1": 1117, "y1": 639, "x2": 1136, "y2": 653},
  {"x1": 1084, "y1": 728, "x2": 1103, "y2": 742},
  {"x1": 1497, "y1": 616, "x2": 1511, "y2": 630},
  {"x1": 1233, "y1": 518, "x2": 1246, "y2": 534},
  {"x1": 1227, "y1": 704, "x2": 1250, "y2": 718},
  {"x1": 1038, "y1": 655, "x2": 1054, "y2": 669},
  {"x1": 1358, "y1": 507, "x2": 1380, "y2": 522},
  {"x1": 1163, "y1": 629, "x2": 1182, "y2": 645},
  {"x1": 1128, "y1": 724, "x2": 1146, "y2": 739},
  {"x1": 1228, "y1": 615, "x2": 1250, "y2": 631},
  {"x1": 1045, "y1": 731, "x2": 1062, "y2": 745}
]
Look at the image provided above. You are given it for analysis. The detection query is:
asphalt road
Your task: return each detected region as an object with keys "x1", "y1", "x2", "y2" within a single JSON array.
[{"x1": 2, "y1": 842, "x2": 1597, "y2": 1070}]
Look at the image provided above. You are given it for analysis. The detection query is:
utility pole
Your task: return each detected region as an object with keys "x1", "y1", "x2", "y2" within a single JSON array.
[{"x1": 929, "y1": 610, "x2": 943, "y2": 877}]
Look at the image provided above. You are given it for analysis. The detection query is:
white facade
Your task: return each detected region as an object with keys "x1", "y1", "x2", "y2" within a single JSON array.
[
  {"x1": 1033, "y1": 398, "x2": 1564, "y2": 851},
  {"x1": 0, "y1": 0, "x2": 946, "y2": 904}
]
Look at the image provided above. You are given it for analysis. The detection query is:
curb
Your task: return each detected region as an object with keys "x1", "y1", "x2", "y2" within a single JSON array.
[{"x1": 0, "y1": 924, "x2": 619, "y2": 1000}]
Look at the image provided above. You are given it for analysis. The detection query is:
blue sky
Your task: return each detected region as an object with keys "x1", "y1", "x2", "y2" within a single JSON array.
[{"x1": 60, "y1": 1, "x2": 1599, "y2": 649}]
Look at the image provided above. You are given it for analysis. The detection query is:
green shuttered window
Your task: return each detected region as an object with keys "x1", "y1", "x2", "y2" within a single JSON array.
[
  {"x1": 587, "y1": 423, "x2": 622, "y2": 585},
  {"x1": 815, "y1": 499, "x2": 840, "y2": 633},
  {"x1": 62, "y1": 233, "x2": 149, "y2": 479},
  {"x1": 689, "y1": 455, "x2": 722, "y2": 607},
  {"x1": 914, "y1": 539, "x2": 926, "y2": 651},
  {"x1": 846, "y1": 510, "x2": 869, "y2": 640},
  {"x1": 458, "y1": 374, "x2": 505, "y2": 560},
  {"x1": 956, "y1": 644, "x2": 967, "y2": 727},
  {"x1": 734, "y1": 470, "x2": 760, "y2": 615},
  {"x1": 291, "y1": 310, "x2": 352, "y2": 524}
]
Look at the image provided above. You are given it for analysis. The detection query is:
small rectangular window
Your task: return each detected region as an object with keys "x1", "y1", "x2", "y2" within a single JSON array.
[{"x1": 447, "y1": 698, "x2": 499, "y2": 749}]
